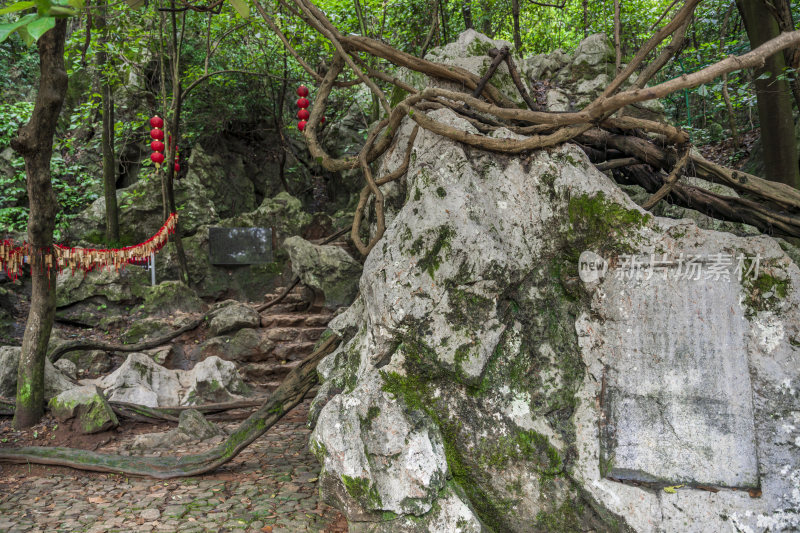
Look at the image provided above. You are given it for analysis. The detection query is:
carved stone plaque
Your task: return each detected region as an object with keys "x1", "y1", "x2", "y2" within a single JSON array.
[
  {"x1": 208, "y1": 227, "x2": 273, "y2": 265},
  {"x1": 599, "y1": 269, "x2": 759, "y2": 488}
]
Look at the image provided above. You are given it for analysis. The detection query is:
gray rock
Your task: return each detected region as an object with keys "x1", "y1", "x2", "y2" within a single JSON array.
[
  {"x1": 131, "y1": 408, "x2": 221, "y2": 449},
  {"x1": 96, "y1": 352, "x2": 249, "y2": 407},
  {"x1": 54, "y1": 358, "x2": 78, "y2": 380},
  {"x1": 0, "y1": 345, "x2": 76, "y2": 400},
  {"x1": 179, "y1": 356, "x2": 250, "y2": 405},
  {"x1": 141, "y1": 280, "x2": 206, "y2": 316},
  {"x1": 63, "y1": 349, "x2": 111, "y2": 376},
  {"x1": 284, "y1": 236, "x2": 362, "y2": 307},
  {"x1": 185, "y1": 143, "x2": 256, "y2": 219},
  {"x1": 208, "y1": 303, "x2": 260, "y2": 336},
  {"x1": 96, "y1": 352, "x2": 181, "y2": 407},
  {"x1": 48, "y1": 385, "x2": 118, "y2": 434},
  {"x1": 176, "y1": 409, "x2": 221, "y2": 440},
  {"x1": 196, "y1": 328, "x2": 275, "y2": 363},
  {"x1": 309, "y1": 106, "x2": 800, "y2": 532},
  {"x1": 121, "y1": 318, "x2": 173, "y2": 344}
]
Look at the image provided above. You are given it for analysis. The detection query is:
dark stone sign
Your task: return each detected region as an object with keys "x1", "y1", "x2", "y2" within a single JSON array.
[{"x1": 208, "y1": 227, "x2": 273, "y2": 265}]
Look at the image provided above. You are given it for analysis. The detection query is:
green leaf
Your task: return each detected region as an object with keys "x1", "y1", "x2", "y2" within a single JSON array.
[
  {"x1": 228, "y1": 0, "x2": 249, "y2": 18},
  {"x1": 24, "y1": 14, "x2": 55, "y2": 39},
  {"x1": 66, "y1": 0, "x2": 85, "y2": 7},
  {"x1": 33, "y1": 0, "x2": 51, "y2": 15},
  {"x1": 0, "y1": 13, "x2": 36, "y2": 43},
  {"x1": 15, "y1": 23, "x2": 34, "y2": 46},
  {"x1": 0, "y1": 1, "x2": 36, "y2": 15}
]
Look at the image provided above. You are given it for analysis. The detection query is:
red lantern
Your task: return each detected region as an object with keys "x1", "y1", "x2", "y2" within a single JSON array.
[
  {"x1": 174, "y1": 162, "x2": 181, "y2": 172},
  {"x1": 150, "y1": 116, "x2": 164, "y2": 128},
  {"x1": 297, "y1": 109, "x2": 310, "y2": 120},
  {"x1": 150, "y1": 128, "x2": 164, "y2": 141},
  {"x1": 151, "y1": 152, "x2": 165, "y2": 164},
  {"x1": 296, "y1": 97, "x2": 310, "y2": 109},
  {"x1": 298, "y1": 120, "x2": 307, "y2": 131},
  {"x1": 297, "y1": 85, "x2": 309, "y2": 97},
  {"x1": 151, "y1": 140, "x2": 165, "y2": 152}
]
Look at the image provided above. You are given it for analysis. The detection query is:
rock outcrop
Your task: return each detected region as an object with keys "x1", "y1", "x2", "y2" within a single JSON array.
[
  {"x1": 308, "y1": 104, "x2": 800, "y2": 531},
  {"x1": 95, "y1": 353, "x2": 250, "y2": 407},
  {"x1": 284, "y1": 236, "x2": 362, "y2": 308}
]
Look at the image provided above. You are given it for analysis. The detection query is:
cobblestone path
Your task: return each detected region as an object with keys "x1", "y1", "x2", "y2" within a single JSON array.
[{"x1": 0, "y1": 400, "x2": 345, "y2": 533}]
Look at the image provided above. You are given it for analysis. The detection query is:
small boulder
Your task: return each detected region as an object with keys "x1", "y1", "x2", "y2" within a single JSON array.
[
  {"x1": 131, "y1": 409, "x2": 221, "y2": 449},
  {"x1": 54, "y1": 358, "x2": 78, "y2": 380},
  {"x1": 48, "y1": 385, "x2": 119, "y2": 434},
  {"x1": 284, "y1": 236, "x2": 362, "y2": 307},
  {"x1": 208, "y1": 303, "x2": 260, "y2": 336},
  {"x1": 97, "y1": 352, "x2": 182, "y2": 407},
  {"x1": 64, "y1": 349, "x2": 111, "y2": 376},
  {"x1": 180, "y1": 356, "x2": 250, "y2": 405},
  {"x1": 196, "y1": 328, "x2": 275, "y2": 363},
  {"x1": 176, "y1": 409, "x2": 221, "y2": 440}
]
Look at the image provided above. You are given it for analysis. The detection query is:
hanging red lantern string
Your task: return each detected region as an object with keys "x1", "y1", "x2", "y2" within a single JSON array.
[
  {"x1": 295, "y1": 87, "x2": 326, "y2": 130},
  {"x1": 0, "y1": 214, "x2": 179, "y2": 280},
  {"x1": 150, "y1": 116, "x2": 165, "y2": 169}
]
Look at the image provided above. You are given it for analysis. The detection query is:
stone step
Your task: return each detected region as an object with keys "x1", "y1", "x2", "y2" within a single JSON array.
[
  {"x1": 304, "y1": 315, "x2": 333, "y2": 327},
  {"x1": 240, "y1": 360, "x2": 301, "y2": 382},
  {"x1": 272, "y1": 342, "x2": 316, "y2": 361},
  {"x1": 261, "y1": 314, "x2": 308, "y2": 328},
  {"x1": 302, "y1": 327, "x2": 328, "y2": 342},
  {"x1": 265, "y1": 327, "x2": 302, "y2": 342}
]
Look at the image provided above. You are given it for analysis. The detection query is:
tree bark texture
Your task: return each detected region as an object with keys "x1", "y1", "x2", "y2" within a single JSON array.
[
  {"x1": 737, "y1": 0, "x2": 800, "y2": 187},
  {"x1": 8, "y1": 20, "x2": 68, "y2": 429},
  {"x1": 97, "y1": 0, "x2": 120, "y2": 243}
]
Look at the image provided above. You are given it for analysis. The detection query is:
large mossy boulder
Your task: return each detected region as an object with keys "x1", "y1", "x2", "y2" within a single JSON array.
[
  {"x1": 208, "y1": 302, "x2": 260, "y2": 336},
  {"x1": 284, "y1": 236, "x2": 362, "y2": 308},
  {"x1": 141, "y1": 280, "x2": 206, "y2": 316},
  {"x1": 161, "y1": 192, "x2": 313, "y2": 300},
  {"x1": 48, "y1": 385, "x2": 119, "y2": 434},
  {"x1": 308, "y1": 106, "x2": 800, "y2": 532}
]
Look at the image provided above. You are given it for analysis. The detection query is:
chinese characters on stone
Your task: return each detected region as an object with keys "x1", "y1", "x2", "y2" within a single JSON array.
[{"x1": 613, "y1": 253, "x2": 761, "y2": 282}]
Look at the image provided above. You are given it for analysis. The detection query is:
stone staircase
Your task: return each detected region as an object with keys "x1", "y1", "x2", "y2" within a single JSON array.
[{"x1": 239, "y1": 285, "x2": 334, "y2": 391}]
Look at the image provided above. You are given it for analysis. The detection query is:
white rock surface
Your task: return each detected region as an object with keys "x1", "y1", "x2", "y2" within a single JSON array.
[
  {"x1": 95, "y1": 353, "x2": 249, "y2": 407},
  {"x1": 309, "y1": 101, "x2": 800, "y2": 532}
]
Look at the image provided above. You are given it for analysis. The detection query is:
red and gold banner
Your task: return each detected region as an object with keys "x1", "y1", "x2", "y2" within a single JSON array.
[{"x1": 0, "y1": 213, "x2": 178, "y2": 280}]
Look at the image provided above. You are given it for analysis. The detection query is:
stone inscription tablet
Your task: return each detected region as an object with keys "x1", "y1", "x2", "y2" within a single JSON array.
[
  {"x1": 208, "y1": 227, "x2": 273, "y2": 265},
  {"x1": 599, "y1": 270, "x2": 759, "y2": 488}
]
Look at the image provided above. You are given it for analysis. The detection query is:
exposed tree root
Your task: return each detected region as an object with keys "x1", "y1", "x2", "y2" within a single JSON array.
[
  {"x1": 0, "y1": 335, "x2": 340, "y2": 478},
  {"x1": 48, "y1": 316, "x2": 205, "y2": 364},
  {"x1": 254, "y1": 0, "x2": 800, "y2": 249}
]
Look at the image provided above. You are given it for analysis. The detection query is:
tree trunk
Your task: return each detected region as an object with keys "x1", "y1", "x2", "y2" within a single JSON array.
[
  {"x1": 773, "y1": 0, "x2": 800, "y2": 110},
  {"x1": 511, "y1": 0, "x2": 521, "y2": 53},
  {"x1": 583, "y1": 0, "x2": 588, "y2": 38},
  {"x1": 165, "y1": 2, "x2": 191, "y2": 284},
  {"x1": 614, "y1": 0, "x2": 621, "y2": 74},
  {"x1": 8, "y1": 20, "x2": 68, "y2": 429},
  {"x1": 737, "y1": 0, "x2": 800, "y2": 187},
  {"x1": 439, "y1": 0, "x2": 448, "y2": 43},
  {"x1": 462, "y1": 0, "x2": 473, "y2": 29},
  {"x1": 97, "y1": 0, "x2": 119, "y2": 243}
]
